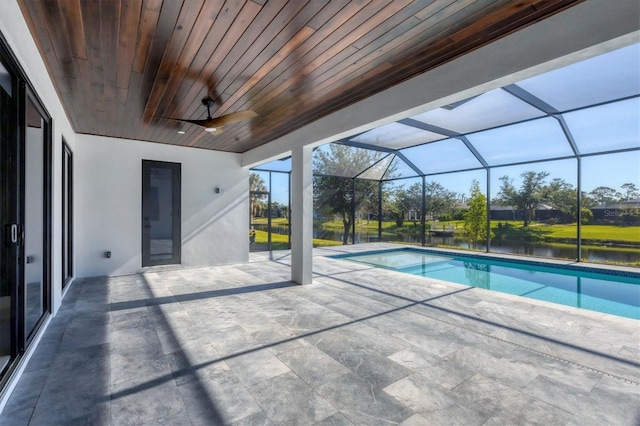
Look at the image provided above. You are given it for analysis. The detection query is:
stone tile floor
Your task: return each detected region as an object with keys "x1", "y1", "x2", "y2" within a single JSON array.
[{"x1": 2, "y1": 244, "x2": 639, "y2": 425}]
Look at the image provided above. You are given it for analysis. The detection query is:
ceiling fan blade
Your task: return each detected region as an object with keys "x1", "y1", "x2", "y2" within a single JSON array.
[
  {"x1": 200, "y1": 110, "x2": 258, "y2": 129},
  {"x1": 179, "y1": 120, "x2": 226, "y2": 135},
  {"x1": 152, "y1": 116, "x2": 224, "y2": 134},
  {"x1": 154, "y1": 109, "x2": 256, "y2": 132},
  {"x1": 179, "y1": 118, "x2": 216, "y2": 127},
  {"x1": 153, "y1": 116, "x2": 197, "y2": 125}
]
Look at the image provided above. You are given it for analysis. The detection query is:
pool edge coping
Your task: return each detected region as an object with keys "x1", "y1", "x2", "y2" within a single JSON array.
[{"x1": 327, "y1": 245, "x2": 640, "y2": 278}]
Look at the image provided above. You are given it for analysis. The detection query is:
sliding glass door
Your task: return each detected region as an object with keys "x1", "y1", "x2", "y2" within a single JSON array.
[
  {"x1": 0, "y1": 36, "x2": 51, "y2": 388},
  {"x1": 0, "y1": 54, "x2": 17, "y2": 375},
  {"x1": 24, "y1": 95, "x2": 50, "y2": 341}
]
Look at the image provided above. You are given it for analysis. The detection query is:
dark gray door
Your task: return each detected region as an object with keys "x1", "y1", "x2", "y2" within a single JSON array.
[{"x1": 142, "y1": 160, "x2": 181, "y2": 267}]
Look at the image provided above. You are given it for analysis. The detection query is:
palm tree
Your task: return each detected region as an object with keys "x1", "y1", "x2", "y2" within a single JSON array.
[{"x1": 250, "y1": 173, "x2": 267, "y2": 218}]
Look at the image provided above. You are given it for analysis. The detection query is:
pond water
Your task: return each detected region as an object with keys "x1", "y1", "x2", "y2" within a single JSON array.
[{"x1": 252, "y1": 224, "x2": 640, "y2": 265}]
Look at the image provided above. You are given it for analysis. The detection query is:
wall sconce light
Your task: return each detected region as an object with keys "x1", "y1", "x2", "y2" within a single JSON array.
[
  {"x1": 215, "y1": 187, "x2": 221, "y2": 194},
  {"x1": 105, "y1": 251, "x2": 112, "y2": 258}
]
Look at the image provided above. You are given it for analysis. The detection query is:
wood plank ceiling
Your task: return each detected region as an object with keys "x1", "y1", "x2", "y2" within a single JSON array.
[{"x1": 18, "y1": 0, "x2": 582, "y2": 153}]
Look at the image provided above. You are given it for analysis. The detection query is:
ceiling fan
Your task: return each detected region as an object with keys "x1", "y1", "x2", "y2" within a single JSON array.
[{"x1": 159, "y1": 97, "x2": 257, "y2": 134}]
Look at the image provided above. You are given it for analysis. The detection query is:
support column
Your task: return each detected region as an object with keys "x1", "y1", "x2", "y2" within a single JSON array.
[
  {"x1": 291, "y1": 144, "x2": 313, "y2": 284},
  {"x1": 486, "y1": 168, "x2": 491, "y2": 253},
  {"x1": 576, "y1": 157, "x2": 582, "y2": 262},
  {"x1": 377, "y1": 182, "x2": 382, "y2": 241},
  {"x1": 421, "y1": 176, "x2": 426, "y2": 246}
]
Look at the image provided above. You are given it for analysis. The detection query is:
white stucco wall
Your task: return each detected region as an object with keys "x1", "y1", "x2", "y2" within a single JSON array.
[{"x1": 74, "y1": 134, "x2": 249, "y2": 278}]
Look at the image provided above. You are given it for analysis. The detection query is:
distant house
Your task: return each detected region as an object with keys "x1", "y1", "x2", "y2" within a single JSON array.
[
  {"x1": 534, "y1": 203, "x2": 562, "y2": 221},
  {"x1": 408, "y1": 209, "x2": 421, "y2": 221},
  {"x1": 490, "y1": 205, "x2": 518, "y2": 220},
  {"x1": 489, "y1": 204, "x2": 560, "y2": 221},
  {"x1": 590, "y1": 199, "x2": 640, "y2": 224}
]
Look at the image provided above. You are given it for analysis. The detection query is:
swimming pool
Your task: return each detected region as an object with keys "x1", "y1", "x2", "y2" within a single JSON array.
[{"x1": 333, "y1": 248, "x2": 640, "y2": 320}]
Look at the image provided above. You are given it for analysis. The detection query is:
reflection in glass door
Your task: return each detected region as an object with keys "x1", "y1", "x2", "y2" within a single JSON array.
[
  {"x1": 142, "y1": 160, "x2": 181, "y2": 266},
  {"x1": 0, "y1": 56, "x2": 16, "y2": 373},
  {"x1": 24, "y1": 95, "x2": 50, "y2": 341}
]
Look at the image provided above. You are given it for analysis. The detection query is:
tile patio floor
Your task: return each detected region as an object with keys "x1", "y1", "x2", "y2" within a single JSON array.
[{"x1": 1, "y1": 244, "x2": 639, "y2": 425}]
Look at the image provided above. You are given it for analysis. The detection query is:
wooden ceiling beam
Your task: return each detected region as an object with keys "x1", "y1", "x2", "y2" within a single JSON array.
[
  {"x1": 157, "y1": 0, "x2": 263, "y2": 125},
  {"x1": 143, "y1": 0, "x2": 207, "y2": 120},
  {"x1": 17, "y1": 0, "x2": 584, "y2": 153}
]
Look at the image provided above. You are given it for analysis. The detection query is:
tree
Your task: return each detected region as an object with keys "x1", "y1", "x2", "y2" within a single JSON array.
[
  {"x1": 463, "y1": 180, "x2": 488, "y2": 248},
  {"x1": 495, "y1": 171, "x2": 549, "y2": 227},
  {"x1": 620, "y1": 183, "x2": 639, "y2": 201},
  {"x1": 402, "y1": 182, "x2": 423, "y2": 216},
  {"x1": 271, "y1": 201, "x2": 282, "y2": 217},
  {"x1": 541, "y1": 178, "x2": 577, "y2": 223},
  {"x1": 581, "y1": 191, "x2": 595, "y2": 209},
  {"x1": 313, "y1": 145, "x2": 390, "y2": 244},
  {"x1": 424, "y1": 181, "x2": 458, "y2": 221},
  {"x1": 385, "y1": 182, "x2": 422, "y2": 226},
  {"x1": 249, "y1": 172, "x2": 267, "y2": 218},
  {"x1": 542, "y1": 178, "x2": 600, "y2": 224},
  {"x1": 281, "y1": 205, "x2": 289, "y2": 219},
  {"x1": 385, "y1": 187, "x2": 408, "y2": 227},
  {"x1": 619, "y1": 206, "x2": 640, "y2": 225},
  {"x1": 588, "y1": 186, "x2": 620, "y2": 205},
  {"x1": 580, "y1": 207, "x2": 593, "y2": 225}
]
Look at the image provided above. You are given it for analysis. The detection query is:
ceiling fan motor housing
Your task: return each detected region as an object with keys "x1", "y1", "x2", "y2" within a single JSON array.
[{"x1": 201, "y1": 97, "x2": 216, "y2": 108}]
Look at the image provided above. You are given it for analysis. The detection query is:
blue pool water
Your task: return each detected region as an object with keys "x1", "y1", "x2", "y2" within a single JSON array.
[{"x1": 334, "y1": 249, "x2": 640, "y2": 320}]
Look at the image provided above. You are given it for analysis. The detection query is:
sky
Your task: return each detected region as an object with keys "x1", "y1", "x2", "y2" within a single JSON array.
[
  {"x1": 253, "y1": 42, "x2": 640, "y2": 206},
  {"x1": 255, "y1": 149, "x2": 639, "y2": 205}
]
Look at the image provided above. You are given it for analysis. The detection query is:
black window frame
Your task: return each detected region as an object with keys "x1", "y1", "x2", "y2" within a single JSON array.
[{"x1": 62, "y1": 139, "x2": 73, "y2": 288}]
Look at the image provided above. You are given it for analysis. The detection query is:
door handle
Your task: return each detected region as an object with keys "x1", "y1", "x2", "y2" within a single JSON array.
[
  {"x1": 5, "y1": 224, "x2": 20, "y2": 247},
  {"x1": 10, "y1": 224, "x2": 18, "y2": 243}
]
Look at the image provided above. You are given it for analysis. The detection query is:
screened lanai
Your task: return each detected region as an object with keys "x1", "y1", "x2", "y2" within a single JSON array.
[{"x1": 251, "y1": 42, "x2": 640, "y2": 267}]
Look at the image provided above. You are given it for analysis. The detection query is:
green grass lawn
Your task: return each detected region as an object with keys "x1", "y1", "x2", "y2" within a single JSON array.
[
  {"x1": 542, "y1": 224, "x2": 640, "y2": 242},
  {"x1": 252, "y1": 217, "x2": 639, "y2": 244},
  {"x1": 251, "y1": 217, "x2": 289, "y2": 226},
  {"x1": 252, "y1": 229, "x2": 341, "y2": 249},
  {"x1": 492, "y1": 222, "x2": 640, "y2": 243}
]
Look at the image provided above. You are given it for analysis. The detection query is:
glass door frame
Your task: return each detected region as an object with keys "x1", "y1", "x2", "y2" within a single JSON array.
[
  {"x1": 0, "y1": 38, "x2": 20, "y2": 384},
  {"x1": 61, "y1": 139, "x2": 73, "y2": 288},
  {"x1": 21, "y1": 87, "x2": 52, "y2": 346},
  {"x1": 0, "y1": 32, "x2": 52, "y2": 389},
  {"x1": 141, "y1": 160, "x2": 181, "y2": 267}
]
